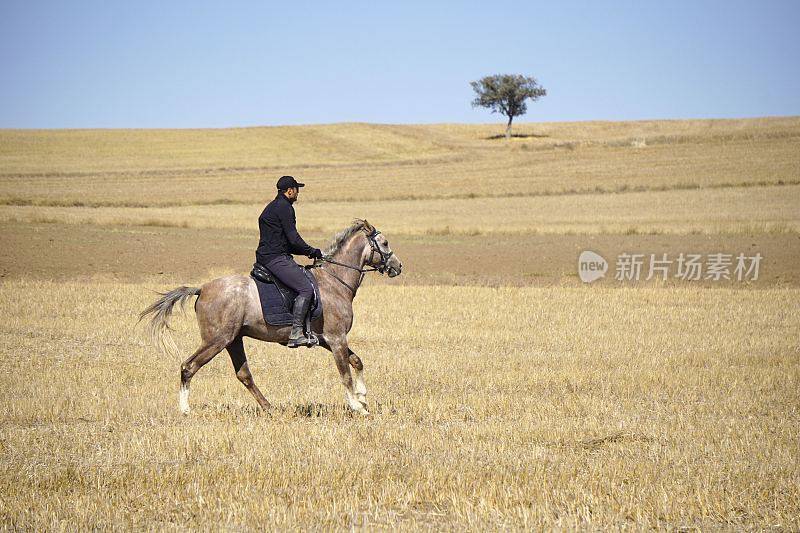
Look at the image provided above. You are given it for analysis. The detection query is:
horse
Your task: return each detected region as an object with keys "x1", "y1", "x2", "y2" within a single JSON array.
[{"x1": 139, "y1": 219, "x2": 403, "y2": 416}]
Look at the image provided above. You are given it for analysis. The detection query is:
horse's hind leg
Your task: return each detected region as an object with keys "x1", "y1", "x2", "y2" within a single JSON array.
[
  {"x1": 179, "y1": 340, "x2": 226, "y2": 414},
  {"x1": 227, "y1": 336, "x2": 271, "y2": 410}
]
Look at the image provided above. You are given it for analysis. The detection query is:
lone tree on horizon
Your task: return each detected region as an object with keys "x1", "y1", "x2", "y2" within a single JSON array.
[{"x1": 470, "y1": 74, "x2": 546, "y2": 139}]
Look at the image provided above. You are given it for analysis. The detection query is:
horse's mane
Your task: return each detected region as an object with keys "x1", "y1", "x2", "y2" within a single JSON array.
[{"x1": 324, "y1": 219, "x2": 368, "y2": 256}]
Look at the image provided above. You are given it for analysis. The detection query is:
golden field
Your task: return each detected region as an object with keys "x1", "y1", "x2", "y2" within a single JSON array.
[
  {"x1": 2, "y1": 118, "x2": 799, "y2": 207},
  {"x1": 0, "y1": 281, "x2": 798, "y2": 529},
  {"x1": 1, "y1": 117, "x2": 799, "y2": 529},
  {"x1": 1, "y1": 117, "x2": 798, "y2": 238},
  {"x1": 2, "y1": 183, "x2": 798, "y2": 236}
]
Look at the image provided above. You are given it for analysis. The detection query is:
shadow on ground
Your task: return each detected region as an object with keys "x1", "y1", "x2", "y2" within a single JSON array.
[
  {"x1": 292, "y1": 402, "x2": 346, "y2": 418},
  {"x1": 187, "y1": 400, "x2": 393, "y2": 419},
  {"x1": 485, "y1": 133, "x2": 550, "y2": 140}
]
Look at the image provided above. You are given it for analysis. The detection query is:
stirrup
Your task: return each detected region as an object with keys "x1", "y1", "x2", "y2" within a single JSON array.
[
  {"x1": 303, "y1": 311, "x2": 318, "y2": 348},
  {"x1": 287, "y1": 328, "x2": 318, "y2": 348},
  {"x1": 304, "y1": 331, "x2": 319, "y2": 348}
]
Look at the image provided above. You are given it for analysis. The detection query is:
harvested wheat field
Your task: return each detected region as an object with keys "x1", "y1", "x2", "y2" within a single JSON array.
[{"x1": 1, "y1": 118, "x2": 799, "y2": 529}]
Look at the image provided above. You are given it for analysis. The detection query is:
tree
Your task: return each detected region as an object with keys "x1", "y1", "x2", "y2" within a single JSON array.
[{"x1": 470, "y1": 74, "x2": 546, "y2": 139}]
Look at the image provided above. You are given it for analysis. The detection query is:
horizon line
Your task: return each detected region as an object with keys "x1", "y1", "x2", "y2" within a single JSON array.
[{"x1": 1, "y1": 114, "x2": 798, "y2": 132}]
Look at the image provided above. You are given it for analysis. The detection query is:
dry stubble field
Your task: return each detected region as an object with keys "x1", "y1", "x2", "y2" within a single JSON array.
[{"x1": 0, "y1": 118, "x2": 799, "y2": 529}]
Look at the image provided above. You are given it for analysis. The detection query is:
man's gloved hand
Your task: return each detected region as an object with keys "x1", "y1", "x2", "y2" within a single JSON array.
[{"x1": 310, "y1": 248, "x2": 323, "y2": 259}]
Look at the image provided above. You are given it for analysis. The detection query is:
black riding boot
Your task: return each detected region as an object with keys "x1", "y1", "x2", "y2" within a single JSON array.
[{"x1": 287, "y1": 295, "x2": 313, "y2": 348}]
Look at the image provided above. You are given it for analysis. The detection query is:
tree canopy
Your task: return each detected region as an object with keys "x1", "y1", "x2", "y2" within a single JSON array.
[{"x1": 470, "y1": 74, "x2": 546, "y2": 138}]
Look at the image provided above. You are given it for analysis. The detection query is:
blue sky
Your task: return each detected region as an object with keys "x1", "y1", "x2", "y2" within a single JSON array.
[{"x1": 1, "y1": 0, "x2": 798, "y2": 128}]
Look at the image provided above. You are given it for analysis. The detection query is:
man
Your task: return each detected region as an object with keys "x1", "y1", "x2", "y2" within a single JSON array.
[{"x1": 256, "y1": 175, "x2": 323, "y2": 348}]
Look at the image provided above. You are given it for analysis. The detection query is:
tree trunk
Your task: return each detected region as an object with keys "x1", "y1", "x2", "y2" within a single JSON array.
[{"x1": 505, "y1": 115, "x2": 513, "y2": 139}]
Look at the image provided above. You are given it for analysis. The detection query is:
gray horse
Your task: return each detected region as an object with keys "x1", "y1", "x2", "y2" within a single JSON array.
[{"x1": 139, "y1": 219, "x2": 402, "y2": 416}]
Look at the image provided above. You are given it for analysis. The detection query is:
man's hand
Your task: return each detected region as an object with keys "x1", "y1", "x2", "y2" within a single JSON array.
[{"x1": 309, "y1": 248, "x2": 323, "y2": 260}]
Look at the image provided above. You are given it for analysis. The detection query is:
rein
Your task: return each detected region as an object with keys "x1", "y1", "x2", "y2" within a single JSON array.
[
  {"x1": 315, "y1": 264, "x2": 362, "y2": 295},
  {"x1": 318, "y1": 256, "x2": 381, "y2": 274}
]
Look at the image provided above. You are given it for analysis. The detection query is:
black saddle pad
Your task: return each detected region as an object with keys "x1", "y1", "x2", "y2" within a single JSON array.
[{"x1": 252, "y1": 268, "x2": 323, "y2": 326}]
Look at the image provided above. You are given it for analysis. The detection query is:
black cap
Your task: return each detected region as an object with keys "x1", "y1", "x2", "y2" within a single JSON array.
[{"x1": 276, "y1": 175, "x2": 305, "y2": 190}]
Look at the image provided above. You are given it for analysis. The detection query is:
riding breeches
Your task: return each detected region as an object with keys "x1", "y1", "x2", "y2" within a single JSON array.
[{"x1": 265, "y1": 254, "x2": 314, "y2": 298}]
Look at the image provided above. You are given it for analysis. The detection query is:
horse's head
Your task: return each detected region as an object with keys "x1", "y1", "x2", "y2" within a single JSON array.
[{"x1": 360, "y1": 220, "x2": 402, "y2": 277}]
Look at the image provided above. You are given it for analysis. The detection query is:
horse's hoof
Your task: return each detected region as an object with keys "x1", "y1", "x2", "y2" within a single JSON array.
[
  {"x1": 356, "y1": 398, "x2": 370, "y2": 415},
  {"x1": 346, "y1": 392, "x2": 369, "y2": 414}
]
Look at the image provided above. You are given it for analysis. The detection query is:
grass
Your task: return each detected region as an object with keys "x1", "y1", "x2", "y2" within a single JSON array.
[
  {"x1": 1, "y1": 118, "x2": 798, "y2": 207},
  {"x1": 1, "y1": 117, "x2": 799, "y2": 528},
  {"x1": 2, "y1": 177, "x2": 798, "y2": 209},
  {"x1": 0, "y1": 280, "x2": 798, "y2": 529},
  {"x1": 2, "y1": 183, "x2": 797, "y2": 236}
]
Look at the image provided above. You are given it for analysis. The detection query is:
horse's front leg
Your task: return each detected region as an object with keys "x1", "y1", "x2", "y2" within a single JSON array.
[
  {"x1": 348, "y1": 349, "x2": 368, "y2": 409},
  {"x1": 327, "y1": 336, "x2": 369, "y2": 415}
]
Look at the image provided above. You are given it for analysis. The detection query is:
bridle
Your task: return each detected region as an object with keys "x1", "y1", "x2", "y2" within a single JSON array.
[
  {"x1": 363, "y1": 228, "x2": 395, "y2": 274},
  {"x1": 313, "y1": 227, "x2": 395, "y2": 294}
]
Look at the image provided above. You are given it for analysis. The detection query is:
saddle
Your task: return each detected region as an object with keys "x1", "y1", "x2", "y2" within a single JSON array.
[{"x1": 250, "y1": 263, "x2": 323, "y2": 327}]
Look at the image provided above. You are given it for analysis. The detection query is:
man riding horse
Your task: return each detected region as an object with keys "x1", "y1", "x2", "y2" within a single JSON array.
[
  {"x1": 255, "y1": 175, "x2": 323, "y2": 348},
  {"x1": 141, "y1": 210, "x2": 403, "y2": 415}
]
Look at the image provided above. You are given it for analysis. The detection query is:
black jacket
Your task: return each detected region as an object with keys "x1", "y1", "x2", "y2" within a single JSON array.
[{"x1": 256, "y1": 194, "x2": 316, "y2": 265}]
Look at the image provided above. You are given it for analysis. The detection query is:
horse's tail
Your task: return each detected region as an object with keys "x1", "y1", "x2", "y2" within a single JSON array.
[{"x1": 138, "y1": 286, "x2": 201, "y2": 358}]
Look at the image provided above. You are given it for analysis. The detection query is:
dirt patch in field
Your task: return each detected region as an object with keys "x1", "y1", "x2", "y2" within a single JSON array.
[{"x1": 1, "y1": 221, "x2": 798, "y2": 286}]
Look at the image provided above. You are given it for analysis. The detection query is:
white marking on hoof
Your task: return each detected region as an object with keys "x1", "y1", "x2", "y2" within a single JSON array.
[
  {"x1": 179, "y1": 385, "x2": 190, "y2": 414},
  {"x1": 353, "y1": 370, "x2": 367, "y2": 405},
  {"x1": 346, "y1": 390, "x2": 369, "y2": 415}
]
